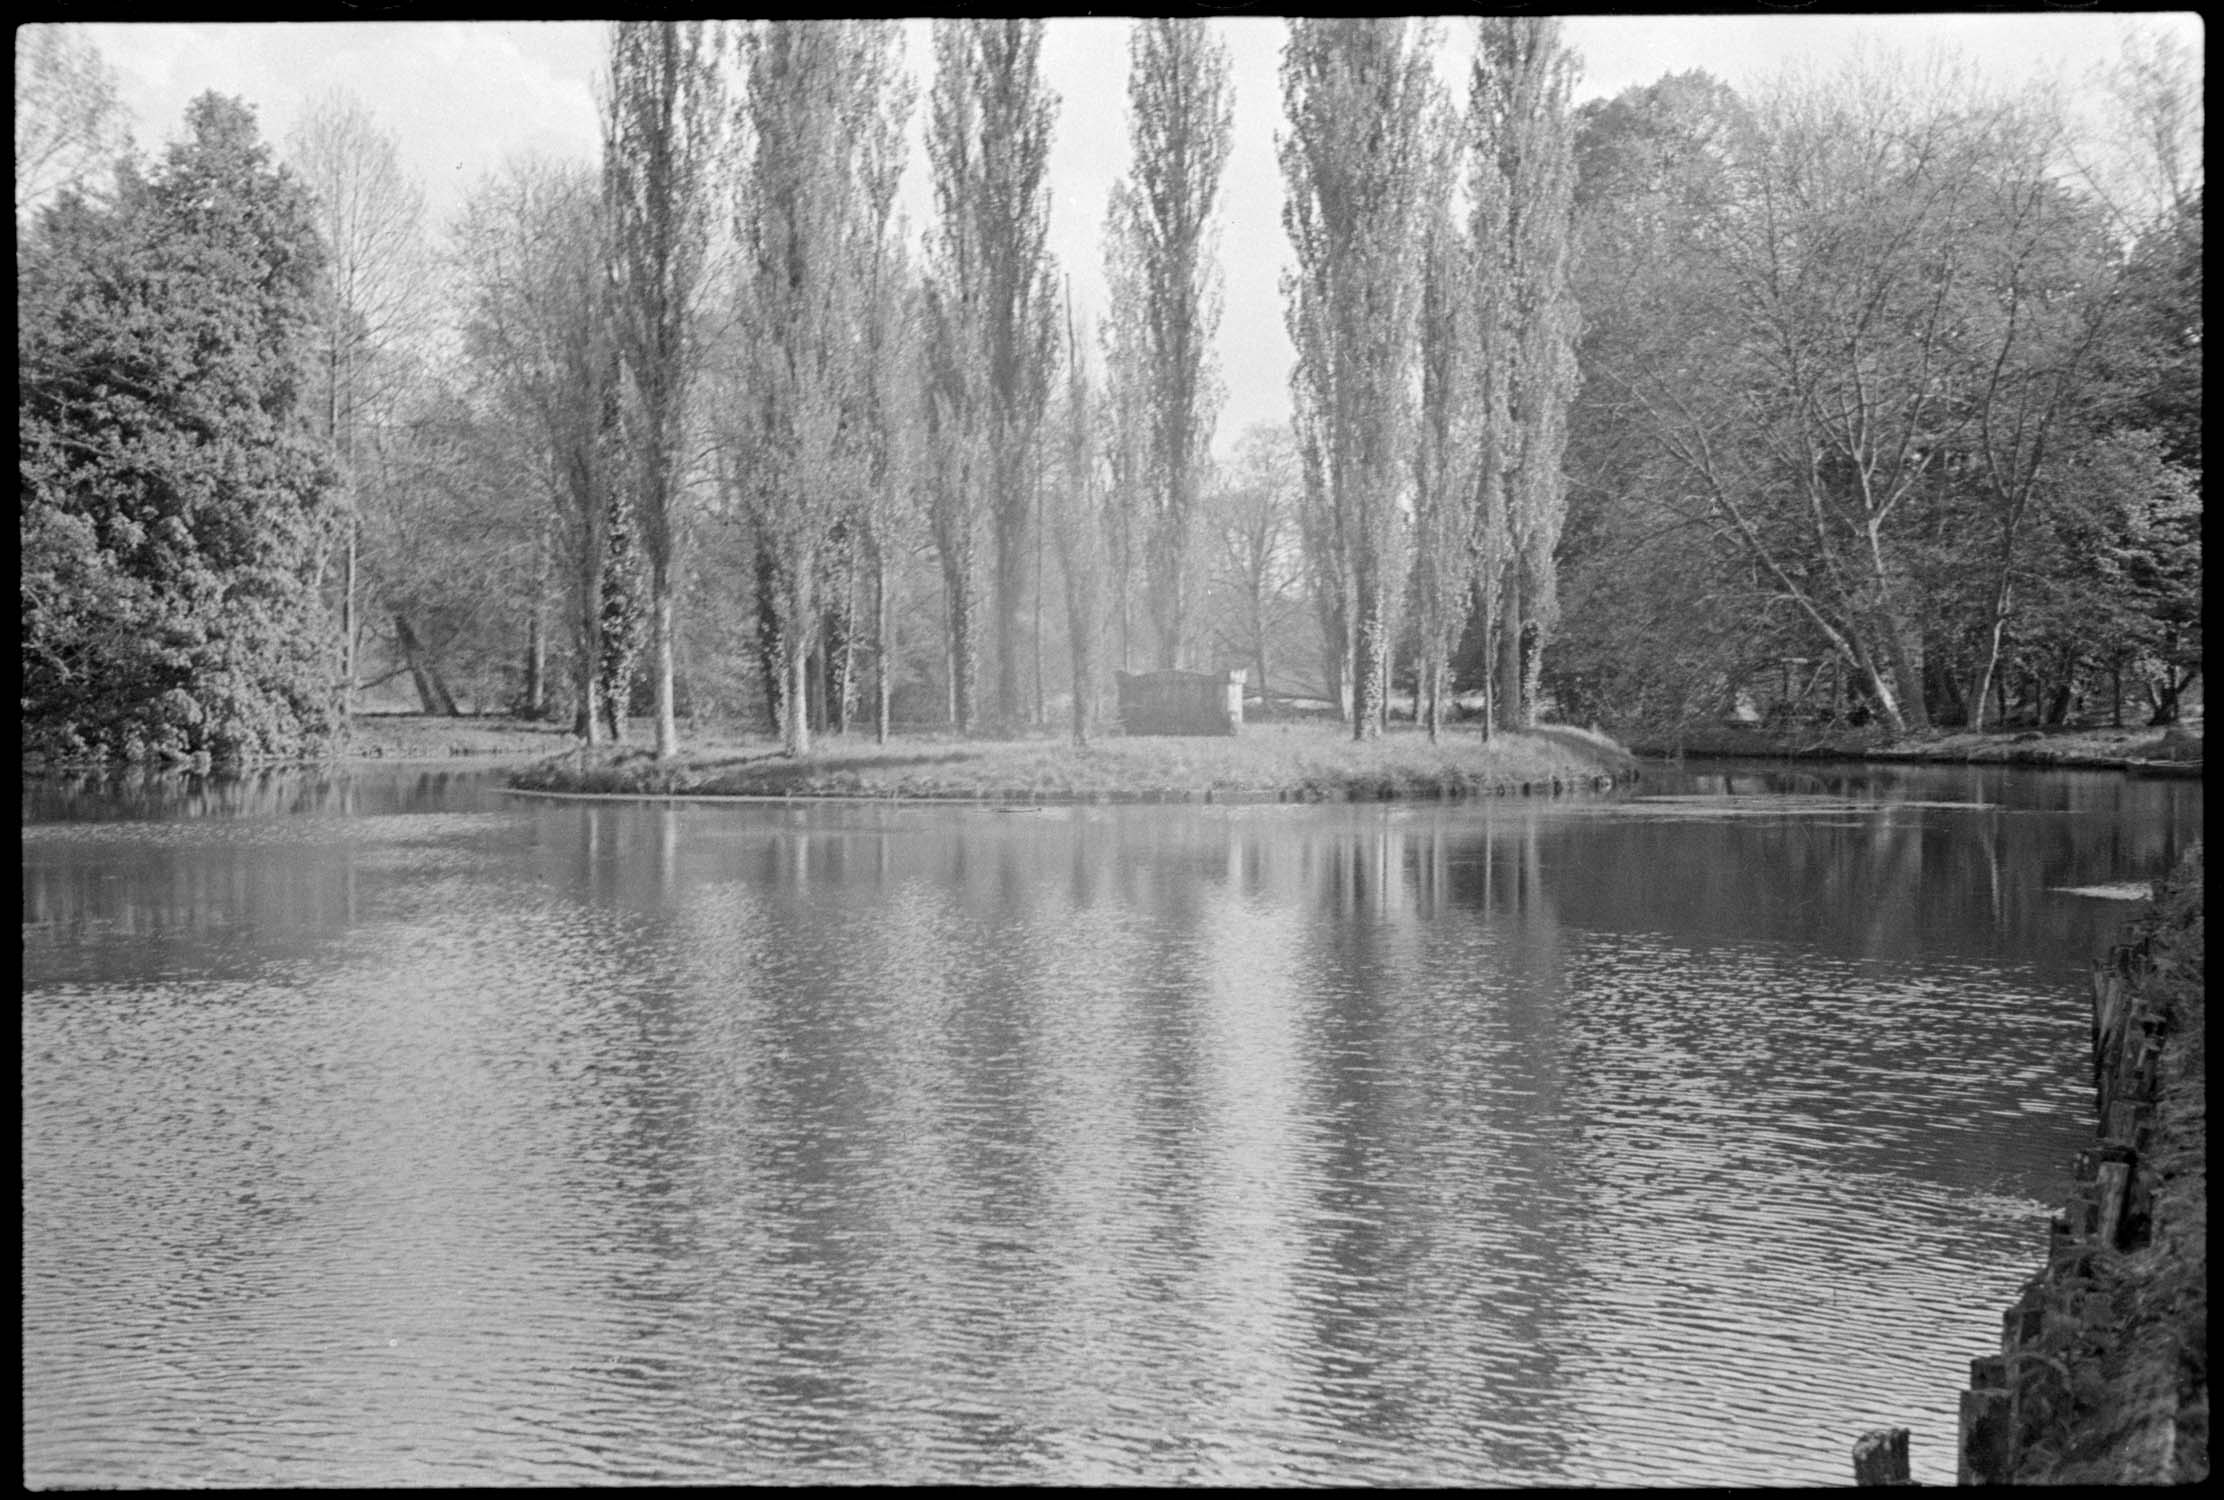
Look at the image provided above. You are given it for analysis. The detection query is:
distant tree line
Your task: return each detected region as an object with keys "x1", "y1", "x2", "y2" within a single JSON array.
[{"x1": 17, "y1": 20, "x2": 2201, "y2": 764}]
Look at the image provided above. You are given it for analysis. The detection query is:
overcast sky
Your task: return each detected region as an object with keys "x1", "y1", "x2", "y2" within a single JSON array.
[{"x1": 75, "y1": 13, "x2": 2201, "y2": 459}]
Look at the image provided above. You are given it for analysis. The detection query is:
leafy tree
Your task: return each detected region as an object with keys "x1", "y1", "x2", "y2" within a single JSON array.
[
  {"x1": 1410, "y1": 102, "x2": 1479, "y2": 740},
  {"x1": 1279, "y1": 17, "x2": 1440, "y2": 740},
  {"x1": 722, "y1": 20, "x2": 902, "y2": 757},
  {"x1": 1098, "y1": 182, "x2": 1151, "y2": 675},
  {"x1": 854, "y1": 180, "x2": 921, "y2": 747},
  {"x1": 1206, "y1": 421, "x2": 1303, "y2": 713},
  {"x1": 1051, "y1": 287, "x2": 1113, "y2": 743},
  {"x1": 1557, "y1": 70, "x2": 1757, "y2": 733},
  {"x1": 20, "y1": 93, "x2": 340, "y2": 763},
  {"x1": 1468, "y1": 16, "x2": 1581, "y2": 732},
  {"x1": 925, "y1": 19, "x2": 1061, "y2": 730},
  {"x1": 1106, "y1": 18, "x2": 1234, "y2": 673},
  {"x1": 1597, "y1": 57, "x2": 2098, "y2": 736},
  {"x1": 453, "y1": 156, "x2": 626, "y2": 741},
  {"x1": 603, "y1": 19, "x2": 727, "y2": 757},
  {"x1": 15, "y1": 24, "x2": 128, "y2": 224},
  {"x1": 284, "y1": 92, "x2": 431, "y2": 714}
]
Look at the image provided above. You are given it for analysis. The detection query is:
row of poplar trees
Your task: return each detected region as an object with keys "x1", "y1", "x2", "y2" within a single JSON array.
[
  {"x1": 1283, "y1": 17, "x2": 1579, "y2": 739},
  {"x1": 22, "y1": 18, "x2": 1584, "y2": 763},
  {"x1": 529, "y1": 15, "x2": 1581, "y2": 760}
]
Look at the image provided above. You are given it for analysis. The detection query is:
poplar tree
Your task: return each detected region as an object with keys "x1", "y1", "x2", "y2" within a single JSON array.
[
  {"x1": 850, "y1": 50, "x2": 919, "y2": 748},
  {"x1": 1099, "y1": 182, "x2": 1150, "y2": 674},
  {"x1": 1469, "y1": 16, "x2": 1581, "y2": 731},
  {"x1": 1411, "y1": 102, "x2": 1480, "y2": 740},
  {"x1": 1052, "y1": 286, "x2": 1112, "y2": 744},
  {"x1": 1106, "y1": 18, "x2": 1234, "y2": 672},
  {"x1": 1279, "y1": 17, "x2": 1439, "y2": 740},
  {"x1": 603, "y1": 19, "x2": 726, "y2": 758},
  {"x1": 725, "y1": 20, "x2": 901, "y2": 757},
  {"x1": 925, "y1": 18, "x2": 1060, "y2": 731}
]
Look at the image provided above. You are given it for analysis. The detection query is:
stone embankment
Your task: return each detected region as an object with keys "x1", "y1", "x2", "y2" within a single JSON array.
[{"x1": 1859, "y1": 847, "x2": 2206, "y2": 1485}]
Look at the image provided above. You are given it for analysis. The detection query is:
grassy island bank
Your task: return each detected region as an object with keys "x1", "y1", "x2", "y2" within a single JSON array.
[{"x1": 504, "y1": 721, "x2": 1638, "y2": 803}]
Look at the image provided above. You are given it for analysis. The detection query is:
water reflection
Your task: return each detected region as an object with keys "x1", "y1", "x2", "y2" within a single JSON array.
[{"x1": 21, "y1": 762, "x2": 2200, "y2": 1486}]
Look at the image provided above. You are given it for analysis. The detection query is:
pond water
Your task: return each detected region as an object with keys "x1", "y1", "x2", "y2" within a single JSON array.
[{"x1": 21, "y1": 758, "x2": 2201, "y2": 1486}]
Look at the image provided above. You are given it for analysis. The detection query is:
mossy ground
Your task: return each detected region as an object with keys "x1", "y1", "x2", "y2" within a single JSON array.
[{"x1": 504, "y1": 720, "x2": 1639, "y2": 802}]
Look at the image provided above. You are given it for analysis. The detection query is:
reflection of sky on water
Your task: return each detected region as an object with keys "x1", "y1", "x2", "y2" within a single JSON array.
[{"x1": 21, "y1": 761, "x2": 2200, "y2": 1486}]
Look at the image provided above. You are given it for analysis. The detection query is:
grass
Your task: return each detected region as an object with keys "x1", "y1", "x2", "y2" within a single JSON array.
[
  {"x1": 504, "y1": 720, "x2": 1640, "y2": 803},
  {"x1": 342, "y1": 712, "x2": 579, "y2": 760},
  {"x1": 1626, "y1": 716, "x2": 2202, "y2": 770}
]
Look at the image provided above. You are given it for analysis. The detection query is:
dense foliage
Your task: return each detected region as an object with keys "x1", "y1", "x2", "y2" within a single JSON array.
[
  {"x1": 20, "y1": 25, "x2": 2199, "y2": 763},
  {"x1": 1553, "y1": 56, "x2": 2203, "y2": 735},
  {"x1": 21, "y1": 94, "x2": 341, "y2": 764}
]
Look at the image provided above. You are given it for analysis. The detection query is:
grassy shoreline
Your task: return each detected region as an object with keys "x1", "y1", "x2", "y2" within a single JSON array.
[
  {"x1": 503, "y1": 721, "x2": 1641, "y2": 803},
  {"x1": 21, "y1": 712, "x2": 2200, "y2": 785},
  {"x1": 1626, "y1": 719, "x2": 2203, "y2": 775}
]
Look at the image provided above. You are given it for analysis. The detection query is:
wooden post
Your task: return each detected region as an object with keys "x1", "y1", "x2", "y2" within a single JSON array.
[
  {"x1": 1853, "y1": 1427, "x2": 1911, "y2": 1486},
  {"x1": 1960, "y1": 1387, "x2": 2012, "y2": 1485},
  {"x1": 2002, "y1": 1286, "x2": 2043, "y2": 1352},
  {"x1": 2096, "y1": 1160, "x2": 2133, "y2": 1250},
  {"x1": 2105, "y1": 1099, "x2": 2144, "y2": 1148}
]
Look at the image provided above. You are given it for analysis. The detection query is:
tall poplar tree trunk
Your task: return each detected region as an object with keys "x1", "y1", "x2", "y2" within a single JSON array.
[
  {"x1": 871, "y1": 540, "x2": 893, "y2": 746},
  {"x1": 1353, "y1": 570, "x2": 1387, "y2": 742},
  {"x1": 944, "y1": 547, "x2": 979, "y2": 733},
  {"x1": 1497, "y1": 572, "x2": 1527, "y2": 731}
]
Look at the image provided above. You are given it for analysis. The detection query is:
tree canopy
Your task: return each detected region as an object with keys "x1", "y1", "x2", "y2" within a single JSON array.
[{"x1": 22, "y1": 92, "x2": 341, "y2": 764}]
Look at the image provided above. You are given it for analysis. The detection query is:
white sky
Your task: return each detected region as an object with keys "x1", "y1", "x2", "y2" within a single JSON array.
[{"x1": 72, "y1": 13, "x2": 2202, "y2": 461}]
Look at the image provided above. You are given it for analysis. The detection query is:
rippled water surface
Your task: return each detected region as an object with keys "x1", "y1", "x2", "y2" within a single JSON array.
[{"x1": 22, "y1": 759, "x2": 2200, "y2": 1486}]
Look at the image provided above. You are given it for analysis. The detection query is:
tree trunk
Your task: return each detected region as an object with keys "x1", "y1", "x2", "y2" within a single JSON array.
[
  {"x1": 784, "y1": 635, "x2": 812, "y2": 758},
  {"x1": 1033, "y1": 477, "x2": 1047, "y2": 728},
  {"x1": 574, "y1": 638, "x2": 601, "y2": 745},
  {"x1": 523, "y1": 610, "x2": 545, "y2": 720},
  {"x1": 2045, "y1": 674, "x2": 2077, "y2": 727},
  {"x1": 1497, "y1": 573, "x2": 1526, "y2": 732},
  {"x1": 2146, "y1": 673, "x2": 2190, "y2": 727},
  {"x1": 1883, "y1": 615, "x2": 1930, "y2": 734},
  {"x1": 1352, "y1": 582, "x2": 1386, "y2": 743},
  {"x1": 574, "y1": 579, "x2": 603, "y2": 744},
  {"x1": 948, "y1": 560, "x2": 978, "y2": 735},
  {"x1": 1519, "y1": 620, "x2": 1540, "y2": 729},
  {"x1": 996, "y1": 499, "x2": 1025, "y2": 728},
  {"x1": 872, "y1": 539, "x2": 893, "y2": 747},
  {"x1": 649, "y1": 577, "x2": 678, "y2": 758},
  {"x1": 1970, "y1": 610, "x2": 2010, "y2": 734},
  {"x1": 756, "y1": 546, "x2": 786, "y2": 737},
  {"x1": 342, "y1": 519, "x2": 359, "y2": 717},
  {"x1": 808, "y1": 642, "x2": 828, "y2": 738},
  {"x1": 1479, "y1": 601, "x2": 1497, "y2": 741},
  {"x1": 393, "y1": 613, "x2": 460, "y2": 717}
]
